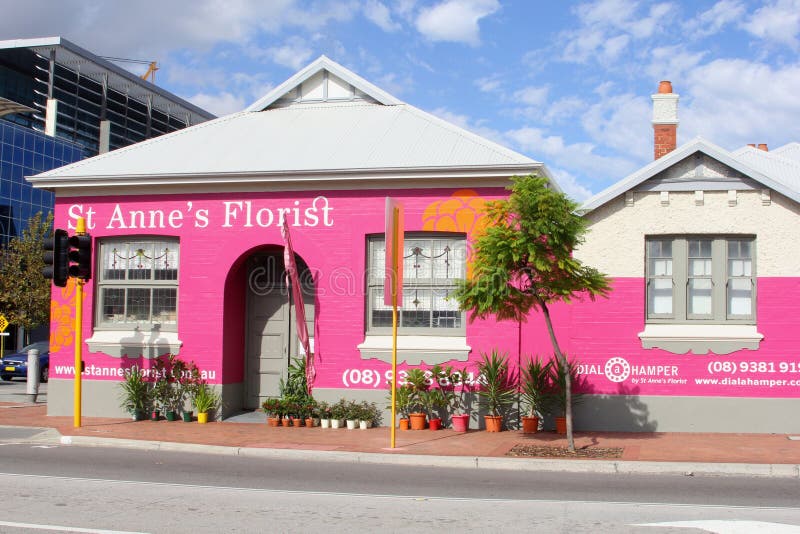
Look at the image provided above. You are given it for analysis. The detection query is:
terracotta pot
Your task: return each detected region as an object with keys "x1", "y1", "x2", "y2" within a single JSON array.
[
  {"x1": 282, "y1": 417, "x2": 292, "y2": 427},
  {"x1": 522, "y1": 416, "x2": 540, "y2": 434},
  {"x1": 305, "y1": 418, "x2": 315, "y2": 428},
  {"x1": 555, "y1": 416, "x2": 567, "y2": 434},
  {"x1": 484, "y1": 415, "x2": 503, "y2": 432},
  {"x1": 267, "y1": 417, "x2": 279, "y2": 427},
  {"x1": 399, "y1": 418, "x2": 409, "y2": 430},
  {"x1": 409, "y1": 412, "x2": 427, "y2": 430},
  {"x1": 451, "y1": 414, "x2": 469, "y2": 432},
  {"x1": 292, "y1": 418, "x2": 303, "y2": 427}
]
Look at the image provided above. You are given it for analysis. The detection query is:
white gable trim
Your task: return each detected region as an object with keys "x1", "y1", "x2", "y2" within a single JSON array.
[
  {"x1": 245, "y1": 56, "x2": 402, "y2": 112},
  {"x1": 580, "y1": 137, "x2": 800, "y2": 213}
]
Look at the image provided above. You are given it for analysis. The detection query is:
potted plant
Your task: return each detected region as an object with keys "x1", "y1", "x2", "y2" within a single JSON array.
[
  {"x1": 345, "y1": 400, "x2": 360, "y2": 429},
  {"x1": 118, "y1": 366, "x2": 150, "y2": 421},
  {"x1": 192, "y1": 382, "x2": 220, "y2": 423},
  {"x1": 549, "y1": 356, "x2": 583, "y2": 434},
  {"x1": 330, "y1": 398, "x2": 347, "y2": 428},
  {"x1": 387, "y1": 383, "x2": 413, "y2": 430},
  {"x1": 262, "y1": 397, "x2": 281, "y2": 426},
  {"x1": 317, "y1": 401, "x2": 332, "y2": 428},
  {"x1": 520, "y1": 355, "x2": 553, "y2": 434},
  {"x1": 477, "y1": 350, "x2": 515, "y2": 432},
  {"x1": 302, "y1": 398, "x2": 317, "y2": 428},
  {"x1": 177, "y1": 361, "x2": 201, "y2": 422},
  {"x1": 443, "y1": 366, "x2": 472, "y2": 432},
  {"x1": 404, "y1": 368, "x2": 429, "y2": 430},
  {"x1": 419, "y1": 387, "x2": 448, "y2": 431},
  {"x1": 358, "y1": 401, "x2": 380, "y2": 429}
]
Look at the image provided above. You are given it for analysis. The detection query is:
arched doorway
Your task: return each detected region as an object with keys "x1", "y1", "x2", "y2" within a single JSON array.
[{"x1": 243, "y1": 249, "x2": 314, "y2": 409}]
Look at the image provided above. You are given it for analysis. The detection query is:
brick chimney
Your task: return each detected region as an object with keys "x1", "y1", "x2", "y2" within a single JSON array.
[
  {"x1": 757, "y1": 143, "x2": 768, "y2": 151},
  {"x1": 652, "y1": 80, "x2": 679, "y2": 159}
]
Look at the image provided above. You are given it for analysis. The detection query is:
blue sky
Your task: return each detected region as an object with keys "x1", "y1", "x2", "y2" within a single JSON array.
[{"x1": 3, "y1": 0, "x2": 799, "y2": 200}]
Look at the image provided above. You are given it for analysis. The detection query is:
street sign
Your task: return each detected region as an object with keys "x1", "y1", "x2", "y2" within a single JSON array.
[{"x1": 0, "y1": 315, "x2": 8, "y2": 333}]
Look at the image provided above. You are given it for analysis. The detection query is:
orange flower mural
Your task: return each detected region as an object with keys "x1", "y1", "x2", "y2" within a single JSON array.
[
  {"x1": 422, "y1": 189, "x2": 490, "y2": 276},
  {"x1": 48, "y1": 278, "x2": 85, "y2": 353}
]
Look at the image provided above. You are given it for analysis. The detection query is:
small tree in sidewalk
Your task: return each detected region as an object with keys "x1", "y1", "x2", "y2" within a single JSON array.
[{"x1": 454, "y1": 175, "x2": 610, "y2": 451}]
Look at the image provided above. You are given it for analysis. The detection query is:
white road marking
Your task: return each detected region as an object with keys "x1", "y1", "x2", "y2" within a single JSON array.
[
  {"x1": 639, "y1": 520, "x2": 800, "y2": 533},
  {"x1": 0, "y1": 520, "x2": 148, "y2": 533}
]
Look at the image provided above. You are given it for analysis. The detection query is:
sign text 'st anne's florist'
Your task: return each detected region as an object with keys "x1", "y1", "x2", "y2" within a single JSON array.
[{"x1": 67, "y1": 196, "x2": 335, "y2": 230}]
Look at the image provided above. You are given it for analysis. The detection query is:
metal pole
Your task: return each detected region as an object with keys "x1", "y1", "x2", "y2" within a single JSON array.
[
  {"x1": 390, "y1": 207, "x2": 399, "y2": 449},
  {"x1": 73, "y1": 217, "x2": 86, "y2": 428},
  {"x1": 26, "y1": 348, "x2": 40, "y2": 403}
]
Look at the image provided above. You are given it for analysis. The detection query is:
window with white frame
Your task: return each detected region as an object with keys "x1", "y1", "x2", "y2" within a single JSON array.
[
  {"x1": 96, "y1": 239, "x2": 179, "y2": 329},
  {"x1": 367, "y1": 233, "x2": 466, "y2": 334},
  {"x1": 645, "y1": 236, "x2": 755, "y2": 324}
]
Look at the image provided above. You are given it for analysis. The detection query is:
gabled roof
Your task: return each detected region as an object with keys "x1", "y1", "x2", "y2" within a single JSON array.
[
  {"x1": 580, "y1": 137, "x2": 800, "y2": 213},
  {"x1": 731, "y1": 143, "x2": 800, "y2": 193},
  {"x1": 29, "y1": 56, "x2": 547, "y2": 191},
  {"x1": 245, "y1": 55, "x2": 402, "y2": 111}
]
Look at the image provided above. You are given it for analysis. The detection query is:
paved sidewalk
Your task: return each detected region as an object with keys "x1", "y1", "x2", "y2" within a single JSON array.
[{"x1": 1, "y1": 402, "x2": 798, "y2": 477}]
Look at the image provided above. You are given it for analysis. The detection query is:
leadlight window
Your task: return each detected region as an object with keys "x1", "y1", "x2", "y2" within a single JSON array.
[
  {"x1": 97, "y1": 239, "x2": 179, "y2": 328},
  {"x1": 645, "y1": 236, "x2": 755, "y2": 324},
  {"x1": 367, "y1": 234, "x2": 466, "y2": 334}
]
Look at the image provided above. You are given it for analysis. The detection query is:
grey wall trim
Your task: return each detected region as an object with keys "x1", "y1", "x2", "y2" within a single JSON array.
[{"x1": 46, "y1": 380, "x2": 800, "y2": 434}]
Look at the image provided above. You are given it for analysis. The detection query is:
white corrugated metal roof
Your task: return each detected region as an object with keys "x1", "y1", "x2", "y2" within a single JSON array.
[
  {"x1": 731, "y1": 143, "x2": 800, "y2": 193},
  {"x1": 580, "y1": 138, "x2": 800, "y2": 213},
  {"x1": 31, "y1": 102, "x2": 539, "y2": 181}
]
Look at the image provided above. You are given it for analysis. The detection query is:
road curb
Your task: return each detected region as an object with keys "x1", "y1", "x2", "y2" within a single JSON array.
[{"x1": 56, "y1": 435, "x2": 800, "y2": 478}]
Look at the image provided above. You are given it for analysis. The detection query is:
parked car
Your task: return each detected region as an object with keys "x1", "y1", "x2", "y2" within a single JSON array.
[{"x1": 1, "y1": 341, "x2": 50, "y2": 382}]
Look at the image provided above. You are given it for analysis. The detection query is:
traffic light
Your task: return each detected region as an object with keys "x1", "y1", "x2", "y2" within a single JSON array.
[
  {"x1": 68, "y1": 234, "x2": 92, "y2": 280},
  {"x1": 42, "y1": 229, "x2": 69, "y2": 287}
]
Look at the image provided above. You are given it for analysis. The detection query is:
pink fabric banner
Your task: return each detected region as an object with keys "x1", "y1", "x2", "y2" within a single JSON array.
[{"x1": 281, "y1": 220, "x2": 313, "y2": 393}]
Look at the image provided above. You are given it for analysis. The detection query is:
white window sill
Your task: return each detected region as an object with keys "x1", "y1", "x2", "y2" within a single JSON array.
[
  {"x1": 86, "y1": 329, "x2": 183, "y2": 359},
  {"x1": 357, "y1": 335, "x2": 471, "y2": 365},
  {"x1": 638, "y1": 324, "x2": 763, "y2": 355}
]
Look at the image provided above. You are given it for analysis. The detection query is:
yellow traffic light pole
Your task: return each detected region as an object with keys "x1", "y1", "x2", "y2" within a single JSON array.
[{"x1": 73, "y1": 217, "x2": 86, "y2": 428}]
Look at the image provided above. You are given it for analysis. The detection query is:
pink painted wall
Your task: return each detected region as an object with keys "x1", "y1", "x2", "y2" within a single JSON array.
[
  {"x1": 47, "y1": 187, "x2": 513, "y2": 386},
  {"x1": 48, "y1": 188, "x2": 800, "y2": 401}
]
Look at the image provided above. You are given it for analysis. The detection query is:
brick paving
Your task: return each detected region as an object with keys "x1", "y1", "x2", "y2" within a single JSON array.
[{"x1": 1, "y1": 402, "x2": 799, "y2": 465}]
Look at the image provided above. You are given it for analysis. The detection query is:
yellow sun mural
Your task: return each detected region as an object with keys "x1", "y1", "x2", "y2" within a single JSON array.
[{"x1": 422, "y1": 189, "x2": 490, "y2": 276}]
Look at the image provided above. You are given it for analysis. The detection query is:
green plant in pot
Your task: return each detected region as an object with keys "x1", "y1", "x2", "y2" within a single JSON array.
[
  {"x1": 118, "y1": 366, "x2": 151, "y2": 420},
  {"x1": 444, "y1": 365, "x2": 472, "y2": 432},
  {"x1": 387, "y1": 382, "x2": 414, "y2": 429},
  {"x1": 520, "y1": 355, "x2": 553, "y2": 433},
  {"x1": 548, "y1": 356, "x2": 583, "y2": 434},
  {"x1": 403, "y1": 368, "x2": 430, "y2": 430},
  {"x1": 477, "y1": 350, "x2": 515, "y2": 432},
  {"x1": 192, "y1": 382, "x2": 220, "y2": 424}
]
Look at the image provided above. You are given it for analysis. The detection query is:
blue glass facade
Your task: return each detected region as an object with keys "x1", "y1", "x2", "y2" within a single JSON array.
[{"x1": 0, "y1": 119, "x2": 84, "y2": 247}]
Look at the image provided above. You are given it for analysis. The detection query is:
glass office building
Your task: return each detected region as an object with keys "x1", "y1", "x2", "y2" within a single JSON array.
[{"x1": 0, "y1": 119, "x2": 83, "y2": 247}]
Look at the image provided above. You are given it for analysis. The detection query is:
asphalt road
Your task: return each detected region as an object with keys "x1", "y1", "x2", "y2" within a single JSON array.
[{"x1": 0, "y1": 431, "x2": 797, "y2": 533}]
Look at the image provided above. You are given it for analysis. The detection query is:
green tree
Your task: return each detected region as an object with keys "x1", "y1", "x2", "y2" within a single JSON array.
[
  {"x1": 0, "y1": 212, "x2": 54, "y2": 346},
  {"x1": 454, "y1": 175, "x2": 610, "y2": 451}
]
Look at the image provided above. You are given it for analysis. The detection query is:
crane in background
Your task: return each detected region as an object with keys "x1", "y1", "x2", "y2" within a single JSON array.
[{"x1": 101, "y1": 56, "x2": 159, "y2": 83}]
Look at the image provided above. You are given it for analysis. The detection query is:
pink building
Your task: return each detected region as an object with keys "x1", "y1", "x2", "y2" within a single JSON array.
[
  {"x1": 30, "y1": 63, "x2": 800, "y2": 433},
  {"x1": 29, "y1": 57, "x2": 548, "y2": 421}
]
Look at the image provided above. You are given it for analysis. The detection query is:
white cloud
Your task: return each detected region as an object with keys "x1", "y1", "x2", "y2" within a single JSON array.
[
  {"x1": 683, "y1": 0, "x2": 746, "y2": 38},
  {"x1": 742, "y1": 0, "x2": 800, "y2": 48},
  {"x1": 546, "y1": 167, "x2": 595, "y2": 202},
  {"x1": 513, "y1": 86, "x2": 549, "y2": 107},
  {"x1": 262, "y1": 37, "x2": 315, "y2": 70},
  {"x1": 680, "y1": 59, "x2": 800, "y2": 149},
  {"x1": 647, "y1": 45, "x2": 707, "y2": 80},
  {"x1": 475, "y1": 75, "x2": 502, "y2": 93},
  {"x1": 188, "y1": 92, "x2": 248, "y2": 116},
  {"x1": 506, "y1": 126, "x2": 641, "y2": 194},
  {"x1": 415, "y1": 0, "x2": 500, "y2": 46},
  {"x1": 581, "y1": 92, "x2": 652, "y2": 160},
  {"x1": 364, "y1": 0, "x2": 401, "y2": 31},
  {"x1": 560, "y1": 0, "x2": 676, "y2": 64}
]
